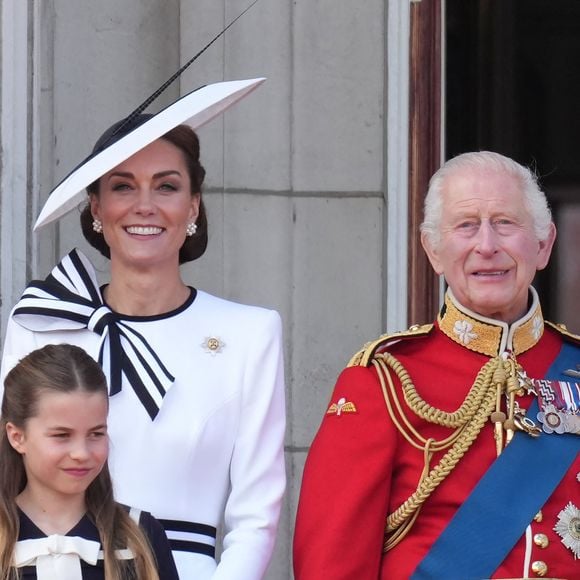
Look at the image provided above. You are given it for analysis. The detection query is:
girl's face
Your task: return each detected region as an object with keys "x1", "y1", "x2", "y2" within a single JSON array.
[
  {"x1": 90, "y1": 138, "x2": 200, "y2": 271},
  {"x1": 7, "y1": 390, "x2": 109, "y2": 504}
]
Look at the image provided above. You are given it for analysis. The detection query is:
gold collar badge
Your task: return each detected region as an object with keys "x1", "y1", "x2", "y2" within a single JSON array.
[
  {"x1": 326, "y1": 397, "x2": 357, "y2": 417},
  {"x1": 438, "y1": 288, "x2": 544, "y2": 357}
]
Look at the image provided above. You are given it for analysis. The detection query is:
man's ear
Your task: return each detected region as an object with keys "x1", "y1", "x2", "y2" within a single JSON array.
[
  {"x1": 421, "y1": 231, "x2": 444, "y2": 275},
  {"x1": 6, "y1": 423, "x2": 26, "y2": 454},
  {"x1": 536, "y1": 222, "x2": 557, "y2": 271}
]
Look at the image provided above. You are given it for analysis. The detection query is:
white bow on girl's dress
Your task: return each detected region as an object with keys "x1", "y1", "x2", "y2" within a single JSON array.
[{"x1": 13, "y1": 534, "x2": 100, "y2": 580}]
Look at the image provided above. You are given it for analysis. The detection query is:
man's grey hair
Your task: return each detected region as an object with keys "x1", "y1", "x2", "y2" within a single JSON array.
[{"x1": 420, "y1": 151, "x2": 553, "y2": 248}]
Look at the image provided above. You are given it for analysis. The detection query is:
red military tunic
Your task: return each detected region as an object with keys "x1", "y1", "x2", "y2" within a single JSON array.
[{"x1": 294, "y1": 289, "x2": 579, "y2": 579}]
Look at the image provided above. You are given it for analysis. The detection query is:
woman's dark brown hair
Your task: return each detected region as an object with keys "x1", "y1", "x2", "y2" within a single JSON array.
[
  {"x1": 80, "y1": 114, "x2": 208, "y2": 264},
  {"x1": 0, "y1": 344, "x2": 160, "y2": 579}
]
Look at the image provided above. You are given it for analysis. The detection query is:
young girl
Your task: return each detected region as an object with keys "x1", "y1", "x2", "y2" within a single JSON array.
[{"x1": 0, "y1": 343, "x2": 179, "y2": 579}]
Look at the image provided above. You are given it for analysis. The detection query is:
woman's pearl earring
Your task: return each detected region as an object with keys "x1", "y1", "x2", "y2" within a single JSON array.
[
  {"x1": 186, "y1": 222, "x2": 197, "y2": 237},
  {"x1": 92, "y1": 219, "x2": 103, "y2": 233}
]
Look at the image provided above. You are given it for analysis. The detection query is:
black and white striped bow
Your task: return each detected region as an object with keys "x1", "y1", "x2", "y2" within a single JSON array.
[{"x1": 12, "y1": 249, "x2": 174, "y2": 419}]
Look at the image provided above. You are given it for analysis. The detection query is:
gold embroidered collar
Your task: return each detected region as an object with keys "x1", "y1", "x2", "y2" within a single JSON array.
[{"x1": 438, "y1": 288, "x2": 544, "y2": 357}]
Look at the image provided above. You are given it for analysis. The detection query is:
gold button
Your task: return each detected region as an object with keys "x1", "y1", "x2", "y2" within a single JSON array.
[
  {"x1": 533, "y1": 510, "x2": 543, "y2": 523},
  {"x1": 533, "y1": 533, "x2": 549, "y2": 548},
  {"x1": 531, "y1": 560, "x2": 548, "y2": 577}
]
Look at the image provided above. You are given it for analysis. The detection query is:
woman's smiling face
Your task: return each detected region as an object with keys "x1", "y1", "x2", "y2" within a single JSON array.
[{"x1": 91, "y1": 138, "x2": 200, "y2": 270}]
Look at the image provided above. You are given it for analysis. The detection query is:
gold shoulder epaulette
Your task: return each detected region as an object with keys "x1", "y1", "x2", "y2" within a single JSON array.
[
  {"x1": 347, "y1": 323, "x2": 433, "y2": 368},
  {"x1": 545, "y1": 320, "x2": 580, "y2": 345}
]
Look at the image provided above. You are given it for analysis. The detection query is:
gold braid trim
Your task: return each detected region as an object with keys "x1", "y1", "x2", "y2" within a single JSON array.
[
  {"x1": 373, "y1": 353, "x2": 504, "y2": 552},
  {"x1": 545, "y1": 320, "x2": 580, "y2": 344},
  {"x1": 347, "y1": 324, "x2": 434, "y2": 368},
  {"x1": 382, "y1": 352, "x2": 495, "y2": 429}
]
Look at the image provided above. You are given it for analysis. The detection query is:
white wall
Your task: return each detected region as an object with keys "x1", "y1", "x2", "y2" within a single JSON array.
[
  {"x1": 0, "y1": 0, "x2": 32, "y2": 328},
  {"x1": 0, "y1": 1, "x2": 410, "y2": 577}
]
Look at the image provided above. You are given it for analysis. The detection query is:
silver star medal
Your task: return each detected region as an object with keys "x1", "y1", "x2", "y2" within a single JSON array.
[
  {"x1": 516, "y1": 367, "x2": 536, "y2": 395},
  {"x1": 554, "y1": 502, "x2": 580, "y2": 559}
]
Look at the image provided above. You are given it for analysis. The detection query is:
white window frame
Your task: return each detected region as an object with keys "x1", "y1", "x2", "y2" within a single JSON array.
[{"x1": 385, "y1": 0, "x2": 411, "y2": 332}]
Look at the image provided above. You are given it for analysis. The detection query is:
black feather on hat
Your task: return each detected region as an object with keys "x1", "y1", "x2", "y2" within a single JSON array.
[{"x1": 34, "y1": 0, "x2": 264, "y2": 230}]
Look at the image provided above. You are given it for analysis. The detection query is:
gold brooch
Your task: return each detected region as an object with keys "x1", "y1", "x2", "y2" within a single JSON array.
[
  {"x1": 326, "y1": 397, "x2": 357, "y2": 417},
  {"x1": 201, "y1": 336, "x2": 225, "y2": 355},
  {"x1": 554, "y1": 502, "x2": 580, "y2": 559}
]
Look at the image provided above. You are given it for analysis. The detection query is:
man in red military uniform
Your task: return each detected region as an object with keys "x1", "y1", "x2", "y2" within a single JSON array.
[{"x1": 293, "y1": 151, "x2": 580, "y2": 579}]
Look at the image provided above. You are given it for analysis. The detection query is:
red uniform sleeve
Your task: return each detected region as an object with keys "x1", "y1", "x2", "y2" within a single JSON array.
[{"x1": 293, "y1": 365, "x2": 397, "y2": 579}]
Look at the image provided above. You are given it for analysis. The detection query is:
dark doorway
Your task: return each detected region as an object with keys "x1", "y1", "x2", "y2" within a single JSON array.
[{"x1": 446, "y1": 0, "x2": 580, "y2": 332}]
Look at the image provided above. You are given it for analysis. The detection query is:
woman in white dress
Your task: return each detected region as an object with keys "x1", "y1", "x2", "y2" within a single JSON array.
[{"x1": 1, "y1": 107, "x2": 286, "y2": 579}]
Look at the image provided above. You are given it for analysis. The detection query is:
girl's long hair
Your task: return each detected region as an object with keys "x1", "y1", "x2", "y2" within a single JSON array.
[{"x1": 0, "y1": 344, "x2": 160, "y2": 579}]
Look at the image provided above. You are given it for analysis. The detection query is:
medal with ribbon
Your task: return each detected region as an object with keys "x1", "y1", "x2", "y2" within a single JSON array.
[{"x1": 533, "y1": 378, "x2": 580, "y2": 434}]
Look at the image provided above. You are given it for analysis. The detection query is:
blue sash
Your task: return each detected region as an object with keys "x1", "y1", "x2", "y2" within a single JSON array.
[{"x1": 411, "y1": 342, "x2": 579, "y2": 580}]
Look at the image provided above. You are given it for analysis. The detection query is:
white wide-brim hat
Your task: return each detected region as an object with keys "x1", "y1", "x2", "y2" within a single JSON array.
[{"x1": 34, "y1": 77, "x2": 266, "y2": 230}]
